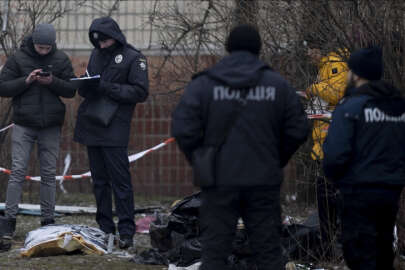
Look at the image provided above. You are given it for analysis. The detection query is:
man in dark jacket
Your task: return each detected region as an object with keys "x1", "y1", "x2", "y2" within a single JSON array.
[
  {"x1": 74, "y1": 17, "x2": 149, "y2": 249},
  {"x1": 0, "y1": 23, "x2": 76, "y2": 246},
  {"x1": 171, "y1": 25, "x2": 309, "y2": 270},
  {"x1": 323, "y1": 47, "x2": 405, "y2": 270}
]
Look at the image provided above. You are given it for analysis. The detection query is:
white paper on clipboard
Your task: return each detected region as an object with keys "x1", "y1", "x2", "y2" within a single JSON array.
[{"x1": 70, "y1": 75, "x2": 100, "y2": 81}]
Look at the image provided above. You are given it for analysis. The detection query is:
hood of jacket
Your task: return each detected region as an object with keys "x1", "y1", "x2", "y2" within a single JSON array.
[
  {"x1": 354, "y1": 81, "x2": 402, "y2": 98},
  {"x1": 204, "y1": 51, "x2": 270, "y2": 89},
  {"x1": 318, "y1": 49, "x2": 348, "y2": 68},
  {"x1": 89, "y1": 17, "x2": 127, "y2": 48},
  {"x1": 20, "y1": 35, "x2": 57, "y2": 58}
]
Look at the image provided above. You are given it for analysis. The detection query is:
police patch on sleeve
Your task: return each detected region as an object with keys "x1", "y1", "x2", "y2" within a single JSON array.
[{"x1": 139, "y1": 58, "x2": 147, "y2": 71}]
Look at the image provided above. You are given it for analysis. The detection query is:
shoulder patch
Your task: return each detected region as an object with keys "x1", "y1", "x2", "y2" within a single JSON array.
[{"x1": 138, "y1": 58, "x2": 147, "y2": 70}]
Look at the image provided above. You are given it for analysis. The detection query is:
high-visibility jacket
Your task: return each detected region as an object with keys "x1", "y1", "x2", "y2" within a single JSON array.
[{"x1": 307, "y1": 51, "x2": 348, "y2": 160}]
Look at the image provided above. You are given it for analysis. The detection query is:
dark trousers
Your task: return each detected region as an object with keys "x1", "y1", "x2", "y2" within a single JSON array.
[
  {"x1": 316, "y1": 176, "x2": 339, "y2": 258},
  {"x1": 199, "y1": 186, "x2": 285, "y2": 270},
  {"x1": 341, "y1": 188, "x2": 402, "y2": 270},
  {"x1": 87, "y1": 146, "x2": 135, "y2": 236}
]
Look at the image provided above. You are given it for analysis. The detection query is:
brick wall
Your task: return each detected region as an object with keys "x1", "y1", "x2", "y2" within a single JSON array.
[
  {"x1": 128, "y1": 96, "x2": 195, "y2": 196},
  {"x1": 59, "y1": 97, "x2": 195, "y2": 197}
]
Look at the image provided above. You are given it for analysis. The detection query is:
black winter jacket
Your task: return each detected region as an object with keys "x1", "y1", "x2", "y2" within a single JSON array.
[
  {"x1": 323, "y1": 81, "x2": 405, "y2": 191},
  {"x1": 0, "y1": 36, "x2": 76, "y2": 128},
  {"x1": 171, "y1": 51, "x2": 309, "y2": 187},
  {"x1": 74, "y1": 17, "x2": 149, "y2": 146}
]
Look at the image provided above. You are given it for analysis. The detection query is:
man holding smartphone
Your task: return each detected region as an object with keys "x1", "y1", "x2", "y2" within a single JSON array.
[{"x1": 0, "y1": 23, "x2": 76, "y2": 250}]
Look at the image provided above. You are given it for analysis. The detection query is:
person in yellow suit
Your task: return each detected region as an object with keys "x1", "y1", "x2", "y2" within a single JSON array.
[
  {"x1": 306, "y1": 47, "x2": 348, "y2": 160},
  {"x1": 306, "y1": 41, "x2": 348, "y2": 260}
]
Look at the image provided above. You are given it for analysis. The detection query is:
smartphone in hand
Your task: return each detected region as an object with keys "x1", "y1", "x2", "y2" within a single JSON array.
[
  {"x1": 38, "y1": 71, "x2": 50, "y2": 77},
  {"x1": 38, "y1": 65, "x2": 52, "y2": 77}
]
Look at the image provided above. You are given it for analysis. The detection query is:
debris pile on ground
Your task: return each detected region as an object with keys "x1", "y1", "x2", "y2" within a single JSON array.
[{"x1": 132, "y1": 192, "x2": 325, "y2": 269}]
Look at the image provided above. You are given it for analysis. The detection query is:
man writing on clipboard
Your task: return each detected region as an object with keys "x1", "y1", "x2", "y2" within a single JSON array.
[{"x1": 74, "y1": 16, "x2": 149, "y2": 249}]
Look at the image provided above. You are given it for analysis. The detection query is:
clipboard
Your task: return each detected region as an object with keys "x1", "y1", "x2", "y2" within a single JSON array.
[
  {"x1": 70, "y1": 75, "x2": 100, "y2": 81},
  {"x1": 71, "y1": 75, "x2": 100, "y2": 89}
]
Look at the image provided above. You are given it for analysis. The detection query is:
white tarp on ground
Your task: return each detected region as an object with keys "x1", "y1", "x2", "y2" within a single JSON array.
[
  {"x1": 0, "y1": 203, "x2": 97, "y2": 214},
  {"x1": 21, "y1": 224, "x2": 107, "y2": 257}
]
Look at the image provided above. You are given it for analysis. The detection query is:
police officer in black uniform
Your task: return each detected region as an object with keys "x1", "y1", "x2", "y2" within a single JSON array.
[
  {"x1": 172, "y1": 25, "x2": 309, "y2": 270},
  {"x1": 323, "y1": 47, "x2": 405, "y2": 270},
  {"x1": 74, "y1": 17, "x2": 149, "y2": 249}
]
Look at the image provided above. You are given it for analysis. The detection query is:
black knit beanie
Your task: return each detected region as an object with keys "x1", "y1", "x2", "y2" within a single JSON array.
[
  {"x1": 226, "y1": 25, "x2": 261, "y2": 55},
  {"x1": 348, "y1": 47, "x2": 383, "y2": 81},
  {"x1": 32, "y1": 24, "x2": 56, "y2": 45}
]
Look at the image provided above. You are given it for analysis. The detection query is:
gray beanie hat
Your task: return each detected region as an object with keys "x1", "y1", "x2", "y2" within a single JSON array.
[{"x1": 32, "y1": 24, "x2": 56, "y2": 45}]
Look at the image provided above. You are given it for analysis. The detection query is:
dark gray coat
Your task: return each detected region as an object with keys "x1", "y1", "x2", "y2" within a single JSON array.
[
  {"x1": 0, "y1": 36, "x2": 76, "y2": 127},
  {"x1": 74, "y1": 17, "x2": 149, "y2": 147}
]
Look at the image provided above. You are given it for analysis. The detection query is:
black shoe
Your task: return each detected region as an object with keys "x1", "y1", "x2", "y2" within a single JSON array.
[
  {"x1": 0, "y1": 237, "x2": 11, "y2": 252},
  {"x1": 0, "y1": 216, "x2": 16, "y2": 252},
  {"x1": 41, "y1": 218, "x2": 55, "y2": 226},
  {"x1": 0, "y1": 216, "x2": 16, "y2": 238},
  {"x1": 119, "y1": 235, "x2": 133, "y2": 249}
]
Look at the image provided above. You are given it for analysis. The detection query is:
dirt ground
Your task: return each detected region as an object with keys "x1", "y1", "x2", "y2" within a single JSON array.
[{"x1": 0, "y1": 192, "x2": 174, "y2": 270}]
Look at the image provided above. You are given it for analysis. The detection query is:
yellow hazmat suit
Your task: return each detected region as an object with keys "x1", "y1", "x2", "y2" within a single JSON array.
[{"x1": 307, "y1": 51, "x2": 348, "y2": 160}]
